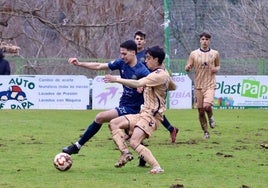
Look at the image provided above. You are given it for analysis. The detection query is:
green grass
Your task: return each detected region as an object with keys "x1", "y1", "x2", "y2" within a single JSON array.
[{"x1": 0, "y1": 109, "x2": 267, "y2": 188}]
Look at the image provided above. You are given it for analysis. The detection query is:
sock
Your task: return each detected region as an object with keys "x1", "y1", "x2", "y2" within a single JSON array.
[
  {"x1": 78, "y1": 121, "x2": 102, "y2": 146},
  {"x1": 135, "y1": 144, "x2": 160, "y2": 168},
  {"x1": 161, "y1": 115, "x2": 174, "y2": 132},
  {"x1": 75, "y1": 142, "x2": 81, "y2": 149},
  {"x1": 111, "y1": 129, "x2": 128, "y2": 152}
]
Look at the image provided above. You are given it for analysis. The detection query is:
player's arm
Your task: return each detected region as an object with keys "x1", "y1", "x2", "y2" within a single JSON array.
[
  {"x1": 211, "y1": 52, "x2": 220, "y2": 73},
  {"x1": 168, "y1": 77, "x2": 176, "y2": 91},
  {"x1": 68, "y1": 58, "x2": 109, "y2": 70},
  {"x1": 104, "y1": 74, "x2": 145, "y2": 88},
  {"x1": 185, "y1": 53, "x2": 194, "y2": 72}
]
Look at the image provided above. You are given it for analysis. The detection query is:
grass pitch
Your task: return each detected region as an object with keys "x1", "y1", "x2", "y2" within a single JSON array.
[{"x1": 0, "y1": 109, "x2": 267, "y2": 188}]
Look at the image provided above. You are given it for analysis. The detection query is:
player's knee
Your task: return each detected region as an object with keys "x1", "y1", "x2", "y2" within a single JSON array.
[
  {"x1": 109, "y1": 119, "x2": 117, "y2": 131},
  {"x1": 203, "y1": 104, "x2": 212, "y2": 111},
  {"x1": 95, "y1": 112, "x2": 105, "y2": 123},
  {"x1": 129, "y1": 139, "x2": 139, "y2": 150}
]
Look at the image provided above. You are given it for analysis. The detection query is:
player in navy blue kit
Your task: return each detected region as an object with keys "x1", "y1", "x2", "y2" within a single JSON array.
[{"x1": 62, "y1": 40, "x2": 150, "y2": 155}]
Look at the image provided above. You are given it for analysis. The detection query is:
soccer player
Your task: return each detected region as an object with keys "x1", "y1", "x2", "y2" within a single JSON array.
[
  {"x1": 104, "y1": 46, "x2": 176, "y2": 174},
  {"x1": 134, "y1": 31, "x2": 179, "y2": 143},
  {"x1": 62, "y1": 40, "x2": 150, "y2": 154},
  {"x1": 185, "y1": 32, "x2": 220, "y2": 139}
]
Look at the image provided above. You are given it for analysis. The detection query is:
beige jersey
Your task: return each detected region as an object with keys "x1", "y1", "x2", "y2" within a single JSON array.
[
  {"x1": 187, "y1": 48, "x2": 220, "y2": 89},
  {"x1": 139, "y1": 69, "x2": 174, "y2": 117}
]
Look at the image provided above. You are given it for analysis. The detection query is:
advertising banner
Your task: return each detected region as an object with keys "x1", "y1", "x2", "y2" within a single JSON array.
[
  {"x1": 0, "y1": 75, "x2": 89, "y2": 110},
  {"x1": 214, "y1": 76, "x2": 268, "y2": 109},
  {"x1": 92, "y1": 75, "x2": 193, "y2": 110},
  {"x1": 169, "y1": 75, "x2": 192, "y2": 109}
]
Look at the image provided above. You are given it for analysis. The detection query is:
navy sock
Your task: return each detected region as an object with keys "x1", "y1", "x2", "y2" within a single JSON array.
[
  {"x1": 161, "y1": 115, "x2": 174, "y2": 132},
  {"x1": 78, "y1": 121, "x2": 102, "y2": 146}
]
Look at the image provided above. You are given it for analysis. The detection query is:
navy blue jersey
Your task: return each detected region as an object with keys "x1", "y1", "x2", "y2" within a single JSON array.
[
  {"x1": 136, "y1": 50, "x2": 146, "y2": 65},
  {"x1": 108, "y1": 59, "x2": 150, "y2": 113}
]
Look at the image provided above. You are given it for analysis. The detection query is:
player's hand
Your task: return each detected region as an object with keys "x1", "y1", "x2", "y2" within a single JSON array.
[
  {"x1": 104, "y1": 74, "x2": 117, "y2": 83},
  {"x1": 211, "y1": 65, "x2": 219, "y2": 73},
  {"x1": 68, "y1": 58, "x2": 79, "y2": 65},
  {"x1": 185, "y1": 64, "x2": 191, "y2": 72},
  {"x1": 137, "y1": 87, "x2": 144, "y2": 93}
]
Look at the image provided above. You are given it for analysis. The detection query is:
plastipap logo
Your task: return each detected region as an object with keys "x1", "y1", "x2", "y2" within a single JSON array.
[
  {"x1": 216, "y1": 78, "x2": 268, "y2": 99},
  {"x1": 241, "y1": 79, "x2": 268, "y2": 99}
]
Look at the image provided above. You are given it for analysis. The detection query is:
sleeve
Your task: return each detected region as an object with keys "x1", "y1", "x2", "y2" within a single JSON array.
[
  {"x1": 139, "y1": 70, "x2": 167, "y2": 87},
  {"x1": 108, "y1": 59, "x2": 122, "y2": 71}
]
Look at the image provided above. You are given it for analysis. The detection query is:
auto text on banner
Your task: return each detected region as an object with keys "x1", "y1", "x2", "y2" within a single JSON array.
[{"x1": 0, "y1": 75, "x2": 89, "y2": 110}]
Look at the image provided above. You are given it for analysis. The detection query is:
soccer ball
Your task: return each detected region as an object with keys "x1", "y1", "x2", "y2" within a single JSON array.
[{"x1": 53, "y1": 153, "x2": 73, "y2": 171}]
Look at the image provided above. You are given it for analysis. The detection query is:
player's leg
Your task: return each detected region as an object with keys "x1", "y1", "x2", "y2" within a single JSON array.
[
  {"x1": 110, "y1": 115, "x2": 137, "y2": 167},
  {"x1": 130, "y1": 127, "x2": 164, "y2": 174},
  {"x1": 161, "y1": 115, "x2": 179, "y2": 143},
  {"x1": 62, "y1": 109, "x2": 119, "y2": 155},
  {"x1": 203, "y1": 89, "x2": 216, "y2": 129},
  {"x1": 195, "y1": 89, "x2": 209, "y2": 139}
]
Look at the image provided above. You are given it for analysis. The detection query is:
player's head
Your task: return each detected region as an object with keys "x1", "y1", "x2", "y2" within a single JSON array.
[
  {"x1": 199, "y1": 32, "x2": 211, "y2": 50},
  {"x1": 120, "y1": 40, "x2": 137, "y2": 54},
  {"x1": 134, "y1": 31, "x2": 146, "y2": 51},
  {"x1": 134, "y1": 31, "x2": 146, "y2": 39},
  {"x1": 199, "y1": 32, "x2": 211, "y2": 39},
  {"x1": 145, "y1": 46, "x2": 165, "y2": 70},
  {"x1": 120, "y1": 40, "x2": 137, "y2": 63}
]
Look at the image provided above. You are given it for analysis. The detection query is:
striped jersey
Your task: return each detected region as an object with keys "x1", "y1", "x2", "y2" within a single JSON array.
[
  {"x1": 139, "y1": 69, "x2": 173, "y2": 117},
  {"x1": 187, "y1": 48, "x2": 220, "y2": 89}
]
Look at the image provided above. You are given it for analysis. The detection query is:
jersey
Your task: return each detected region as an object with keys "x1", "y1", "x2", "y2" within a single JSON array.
[
  {"x1": 0, "y1": 58, "x2": 11, "y2": 75},
  {"x1": 139, "y1": 69, "x2": 171, "y2": 117},
  {"x1": 136, "y1": 50, "x2": 146, "y2": 64},
  {"x1": 108, "y1": 59, "x2": 150, "y2": 112},
  {"x1": 187, "y1": 48, "x2": 220, "y2": 89}
]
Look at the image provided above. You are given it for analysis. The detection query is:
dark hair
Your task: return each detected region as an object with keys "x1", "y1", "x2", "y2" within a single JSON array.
[
  {"x1": 199, "y1": 32, "x2": 211, "y2": 39},
  {"x1": 0, "y1": 49, "x2": 4, "y2": 59},
  {"x1": 120, "y1": 40, "x2": 137, "y2": 53},
  {"x1": 146, "y1": 46, "x2": 165, "y2": 65},
  {"x1": 134, "y1": 31, "x2": 146, "y2": 39}
]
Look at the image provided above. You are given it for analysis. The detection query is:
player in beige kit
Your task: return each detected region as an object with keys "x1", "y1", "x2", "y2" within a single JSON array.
[
  {"x1": 185, "y1": 32, "x2": 220, "y2": 139},
  {"x1": 104, "y1": 46, "x2": 176, "y2": 174}
]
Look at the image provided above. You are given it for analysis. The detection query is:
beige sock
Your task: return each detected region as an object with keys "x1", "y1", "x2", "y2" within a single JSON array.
[
  {"x1": 135, "y1": 144, "x2": 160, "y2": 168},
  {"x1": 111, "y1": 129, "x2": 128, "y2": 152}
]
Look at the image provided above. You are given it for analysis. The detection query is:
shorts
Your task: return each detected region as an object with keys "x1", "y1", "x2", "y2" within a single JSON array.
[
  {"x1": 194, "y1": 88, "x2": 215, "y2": 108},
  {"x1": 124, "y1": 111, "x2": 162, "y2": 137},
  {"x1": 115, "y1": 106, "x2": 140, "y2": 116}
]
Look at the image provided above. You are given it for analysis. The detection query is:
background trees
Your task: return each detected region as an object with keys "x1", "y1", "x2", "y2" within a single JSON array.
[{"x1": 0, "y1": 0, "x2": 267, "y2": 75}]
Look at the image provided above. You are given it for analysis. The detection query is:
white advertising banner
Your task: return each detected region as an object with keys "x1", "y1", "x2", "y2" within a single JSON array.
[
  {"x1": 0, "y1": 75, "x2": 89, "y2": 110},
  {"x1": 169, "y1": 75, "x2": 192, "y2": 109},
  {"x1": 215, "y1": 75, "x2": 268, "y2": 109},
  {"x1": 92, "y1": 75, "x2": 193, "y2": 110},
  {"x1": 92, "y1": 76, "x2": 122, "y2": 109}
]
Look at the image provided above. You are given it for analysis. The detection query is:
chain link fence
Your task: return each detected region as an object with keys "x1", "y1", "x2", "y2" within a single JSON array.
[{"x1": 6, "y1": 57, "x2": 268, "y2": 78}]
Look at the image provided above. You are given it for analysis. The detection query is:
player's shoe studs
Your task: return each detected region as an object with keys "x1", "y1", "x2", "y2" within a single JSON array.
[
  {"x1": 62, "y1": 143, "x2": 80, "y2": 155},
  {"x1": 203, "y1": 132, "x2": 210, "y2": 139},
  {"x1": 170, "y1": 127, "x2": 179, "y2": 143},
  {"x1": 149, "y1": 166, "x2": 164, "y2": 174},
  {"x1": 209, "y1": 117, "x2": 216, "y2": 129},
  {"x1": 114, "y1": 152, "x2": 134, "y2": 168}
]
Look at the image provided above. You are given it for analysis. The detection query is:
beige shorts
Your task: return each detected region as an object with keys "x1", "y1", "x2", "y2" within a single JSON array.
[
  {"x1": 194, "y1": 88, "x2": 215, "y2": 108},
  {"x1": 124, "y1": 111, "x2": 162, "y2": 137}
]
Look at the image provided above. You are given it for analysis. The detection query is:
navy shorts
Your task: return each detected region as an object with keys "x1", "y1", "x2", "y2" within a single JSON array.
[{"x1": 115, "y1": 106, "x2": 140, "y2": 116}]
